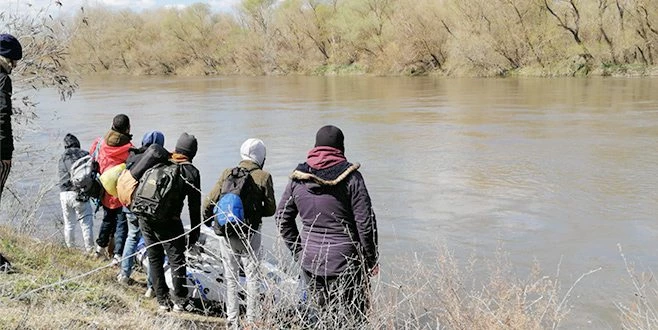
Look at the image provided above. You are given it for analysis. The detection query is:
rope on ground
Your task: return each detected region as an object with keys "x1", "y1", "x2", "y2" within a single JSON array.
[{"x1": 13, "y1": 215, "x2": 210, "y2": 301}]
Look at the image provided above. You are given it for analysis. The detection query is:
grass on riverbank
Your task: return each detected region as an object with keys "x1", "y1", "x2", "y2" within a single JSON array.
[
  {"x1": 0, "y1": 226, "x2": 223, "y2": 329},
  {"x1": 1, "y1": 221, "x2": 593, "y2": 330}
]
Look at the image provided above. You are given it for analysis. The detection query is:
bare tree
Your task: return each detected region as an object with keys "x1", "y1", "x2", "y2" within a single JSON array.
[{"x1": 543, "y1": 0, "x2": 593, "y2": 57}]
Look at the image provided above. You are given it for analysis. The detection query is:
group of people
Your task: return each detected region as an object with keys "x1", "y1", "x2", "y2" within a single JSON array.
[{"x1": 1, "y1": 32, "x2": 380, "y2": 329}]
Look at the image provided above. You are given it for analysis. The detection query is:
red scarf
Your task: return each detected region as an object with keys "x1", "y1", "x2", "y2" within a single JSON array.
[{"x1": 306, "y1": 146, "x2": 346, "y2": 170}]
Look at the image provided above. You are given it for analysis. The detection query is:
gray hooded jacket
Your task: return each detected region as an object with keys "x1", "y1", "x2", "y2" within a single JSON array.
[{"x1": 58, "y1": 134, "x2": 89, "y2": 192}]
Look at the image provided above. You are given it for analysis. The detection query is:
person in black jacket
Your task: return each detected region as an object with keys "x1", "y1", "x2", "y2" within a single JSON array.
[
  {"x1": 58, "y1": 134, "x2": 94, "y2": 252},
  {"x1": 118, "y1": 131, "x2": 166, "y2": 297},
  {"x1": 0, "y1": 33, "x2": 23, "y2": 273},
  {"x1": 0, "y1": 33, "x2": 22, "y2": 203},
  {"x1": 139, "y1": 132, "x2": 201, "y2": 312}
]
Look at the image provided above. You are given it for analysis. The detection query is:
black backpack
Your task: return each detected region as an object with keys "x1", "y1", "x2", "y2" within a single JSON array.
[
  {"x1": 213, "y1": 167, "x2": 260, "y2": 238},
  {"x1": 130, "y1": 162, "x2": 184, "y2": 222}
]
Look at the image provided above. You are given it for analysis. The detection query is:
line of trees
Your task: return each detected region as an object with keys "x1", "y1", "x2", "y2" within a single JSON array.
[{"x1": 64, "y1": 0, "x2": 658, "y2": 76}]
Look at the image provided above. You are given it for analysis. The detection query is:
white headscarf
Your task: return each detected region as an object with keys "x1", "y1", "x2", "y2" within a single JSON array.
[{"x1": 240, "y1": 138, "x2": 266, "y2": 168}]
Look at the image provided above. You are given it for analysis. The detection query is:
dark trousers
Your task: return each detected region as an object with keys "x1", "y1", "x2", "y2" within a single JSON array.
[
  {"x1": 96, "y1": 206, "x2": 127, "y2": 256},
  {"x1": 0, "y1": 160, "x2": 11, "y2": 202},
  {"x1": 302, "y1": 265, "x2": 369, "y2": 328},
  {"x1": 139, "y1": 217, "x2": 188, "y2": 305}
]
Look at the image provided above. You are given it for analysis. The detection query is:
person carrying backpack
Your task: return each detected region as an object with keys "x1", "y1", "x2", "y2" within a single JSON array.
[
  {"x1": 58, "y1": 133, "x2": 94, "y2": 253},
  {"x1": 136, "y1": 132, "x2": 201, "y2": 312},
  {"x1": 276, "y1": 125, "x2": 379, "y2": 328},
  {"x1": 117, "y1": 130, "x2": 166, "y2": 298},
  {"x1": 202, "y1": 138, "x2": 276, "y2": 329},
  {"x1": 90, "y1": 114, "x2": 133, "y2": 263}
]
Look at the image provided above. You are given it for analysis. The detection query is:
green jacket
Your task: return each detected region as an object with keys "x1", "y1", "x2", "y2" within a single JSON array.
[{"x1": 203, "y1": 160, "x2": 276, "y2": 226}]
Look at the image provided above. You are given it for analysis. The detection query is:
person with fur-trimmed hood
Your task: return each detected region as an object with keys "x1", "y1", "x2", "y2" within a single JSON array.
[
  {"x1": 202, "y1": 138, "x2": 276, "y2": 328},
  {"x1": 58, "y1": 133, "x2": 94, "y2": 252},
  {"x1": 90, "y1": 114, "x2": 134, "y2": 262},
  {"x1": 0, "y1": 33, "x2": 23, "y2": 273},
  {"x1": 276, "y1": 125, "x2": 379, "y2": 327}
]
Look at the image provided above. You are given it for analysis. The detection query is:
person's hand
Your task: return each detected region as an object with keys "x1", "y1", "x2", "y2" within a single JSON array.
[
  {"x1": 369, "y1": 264, "x2": 380, "y2": 277},
  {"x1": 1, "y1": 160, "x2": 11, "y2": 166}
]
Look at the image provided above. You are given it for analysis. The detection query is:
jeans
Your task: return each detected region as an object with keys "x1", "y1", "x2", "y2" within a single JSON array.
[
  {"x1": 218, "y1": 231, "x2": 262, "y2": 325},
  {"x1": 121, "y1": 208, "x2": 152, "y2": 287},
  {"x1": 96, "y1": 206, "x2": 127, "y2": 256},
  {"x1": 59, "y1": 191, "x2": 94, "y2": 252},
  {"x1": 139, "y1": 217, "x2": 187, "y2": 306}
]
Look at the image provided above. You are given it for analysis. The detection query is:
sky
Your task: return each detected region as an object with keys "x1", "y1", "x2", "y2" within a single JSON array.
[{"x1": 1, "y1": 0, "x2": 242, "y2": 14}]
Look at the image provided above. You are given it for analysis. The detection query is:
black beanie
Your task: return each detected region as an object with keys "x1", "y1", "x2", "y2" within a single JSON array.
[
  {"x1": 111, "y1": 114, "x2": 130, "y2": 134},
  {"x1": 0, "y1": 34, "x2": 22, "y2": 61},
  {"x1": 315, "y1": 125, "x2": 344, "y2": 152},
  {"x1": 175, "y1": 132, "x2": 198, "y2": 159}
]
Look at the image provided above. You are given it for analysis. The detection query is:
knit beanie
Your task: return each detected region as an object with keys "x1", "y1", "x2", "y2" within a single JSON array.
[
  {"x1": 0, "y1": 34, "x2": 22, "y2": 61},
  {"x1": 240, "y1": 138, "x2": 266, "y2": 168},
  {"x1": 111, "y1": 114, "x2": 130, "y2": 134},
  {"x1": 175, "y1": 132, "x2": 198, "y2": 159},
  {"x1": 315, "y1": 125, "x2": 344, "y2": 152},
  {"x1": 141, "y1": 130, "x2": 165, "y2": 148}
]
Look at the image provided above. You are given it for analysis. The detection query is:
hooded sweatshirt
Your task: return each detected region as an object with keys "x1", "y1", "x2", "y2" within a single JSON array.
[
  {"x1": 90, "y1": 129, "x2": 133, "y2": 209},
  {"x1": 203, "y1": 139, "x2": 276, "y2": 228},
  {"x1": 125, "y1": 130, "x2": 166, "y2": 170},
  {"x1": 58, "y1": 134, "x2": 90, "y2": 192}
]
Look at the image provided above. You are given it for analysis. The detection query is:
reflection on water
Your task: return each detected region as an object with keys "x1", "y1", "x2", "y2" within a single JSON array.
[{"x1": 17, "y1": 76, "x2": 658, "y2": 327}]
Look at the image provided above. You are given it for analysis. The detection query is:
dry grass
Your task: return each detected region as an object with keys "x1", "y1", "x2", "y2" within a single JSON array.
[
  {"x1": 0, "y1": 226, "x2": 225, "y2": 329},
  {"x1": 615, "y1": 244, "x2": 658, "y2": 329},
  {"x1": 1, "y1": 222, "x2": 604, "y2": 330}
]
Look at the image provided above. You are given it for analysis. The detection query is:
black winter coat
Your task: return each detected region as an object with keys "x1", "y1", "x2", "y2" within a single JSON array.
[
  {"x1": 0, "y1": 70, "x2": 13, "y2": 160},
  {"x1": 169, "y1": 160, "x2": 201, "y2": 244}
]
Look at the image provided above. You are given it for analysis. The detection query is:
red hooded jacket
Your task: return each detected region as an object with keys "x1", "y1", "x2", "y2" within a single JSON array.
[{"x1": 90, "y1": 130, "x2": 133, "y2": 209}]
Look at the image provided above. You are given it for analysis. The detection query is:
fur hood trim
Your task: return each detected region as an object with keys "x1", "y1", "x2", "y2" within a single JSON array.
[{"x1": 290, "y1": 163, "x2": 360, "y2": 186}]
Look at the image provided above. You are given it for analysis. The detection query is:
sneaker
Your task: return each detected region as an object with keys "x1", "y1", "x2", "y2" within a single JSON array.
[
  {"x1": 117, "y1": 273, "x2": 133, "y2": 286},
  {"x1": 158, "y1": 299, "x2": 172, "y2": 312},
  {"x1": 173, "y1": 301, "x2": 194, "y2": 313},
  {"x1": 94, "y1": 245, "x2": 105, "y2": 259},
  {"x1": 144, "y1": 287, "x2": 155, "y2": 298},
  {"x1": 0, "y1": 261, "x2": 13, "y2": 274},
  {"x1": 111, "y1": 254, "x2": 121, "y2": 266}
]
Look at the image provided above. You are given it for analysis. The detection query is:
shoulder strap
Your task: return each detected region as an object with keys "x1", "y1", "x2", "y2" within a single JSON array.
[{"x1": 91, "y1": 137, "x2": 103, "y2": 160}]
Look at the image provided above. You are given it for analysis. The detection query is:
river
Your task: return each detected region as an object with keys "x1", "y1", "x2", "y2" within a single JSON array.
[{"x1": 7, "y1": 75, "x2": 658, "y2": 328}]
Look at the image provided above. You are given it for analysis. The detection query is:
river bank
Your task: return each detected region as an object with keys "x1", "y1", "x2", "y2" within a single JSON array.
[
  {"x1": 0, "y1": 224, "x2": 574, "y2": 329},
  {"x1": 0, "y1": 226, "x2": 222, "y2": 329},
  {"x1": 45, "y1": 0, "x2": 658, "y2": 78}
]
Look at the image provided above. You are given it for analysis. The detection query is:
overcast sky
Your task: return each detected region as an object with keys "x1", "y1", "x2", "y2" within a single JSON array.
[{"x1": 1, "y1": 0, "x2": 241, "y2": 15}]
